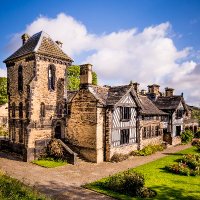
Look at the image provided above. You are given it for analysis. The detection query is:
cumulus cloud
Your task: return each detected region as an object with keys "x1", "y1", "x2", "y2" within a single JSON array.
[
  {"x1": 0, "y1": 68, "x2": 7, "y2": 77},
  {"x1": 6, "y1": 13, "x2": 200, "y2": 105}
]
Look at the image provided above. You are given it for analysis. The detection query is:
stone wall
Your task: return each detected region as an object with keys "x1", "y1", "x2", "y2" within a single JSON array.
[
  {"x1": 171, "y1": 136, "x2": 181, "y2": 145},
  {"x1": 67, "y1": 89, "x2": 99, "y2": 162},
  {"x1": 7, "y1": 56, "x2": 35, "y2": 145},
  {"x1": 110, "y1": 143, "x2": 138, "y2": 158},
  {"x1": 139, "y1": 119, "x2": 163, "y2": 149}
]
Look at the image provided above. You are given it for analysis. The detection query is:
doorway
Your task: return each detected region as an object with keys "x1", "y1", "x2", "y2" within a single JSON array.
[
  {"x1": 55, "y1": 122, "x2": 62, "y2": 139},
  {"x1": 176, "y1": 126, "x2": 181, "y2": 136}
]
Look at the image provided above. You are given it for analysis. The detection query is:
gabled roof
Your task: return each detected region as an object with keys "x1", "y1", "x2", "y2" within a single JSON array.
[
  {"x1": 106, "y1": 85, "x2": 133, "y2": 106},
  {"x1": 155, "y1": 96, "x2": 184, "y2": 110},
  {"x1": 67, "y1": 91, "x2": 78, "y2": 103},
  {"x1": 138, "y1": 95, "x2": 167, "y2": 115},
  {"x1": 89, "y1": 85, "x2": 109, "y2": 105},
  {"x1": 4, "y1": 31, "x2": 73, "y2": 63}
]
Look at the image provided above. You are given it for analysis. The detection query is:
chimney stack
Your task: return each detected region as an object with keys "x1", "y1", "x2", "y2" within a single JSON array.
[
  {"x1": 130, "y1": 81, "x2": 140, "y2": 93},
  {"x1": 80, "y1": 64, "x2": 93, "y2": 88},
  {"x1": 21, "y1": 33, "x2": 30, "y2": 45},
  {"x1": 55, "y1": 40, "x2": 63, "y2": 48},
  {"x1": 147, "y1": 84, "x2": 160, "y2": 95},
  {"x1": 165, "y1": 87, "x2": 174, "y2": 97},
  {"x1": 141, "y1": 89, "x2": 146, "y2": 95}
]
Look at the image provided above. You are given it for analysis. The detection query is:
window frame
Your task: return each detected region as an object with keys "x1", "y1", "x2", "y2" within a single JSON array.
[
  {"x1": 48, "y1": 65, "x2": 56, "y2": 91},
  {"x1": 19, "y1": 102, "x2": 23, "y2": 118},
  {"x1": 120, "y1": 107, "x2": 131, "y2": 122},
  {"x1": 120, "y1": 129, "x2": 130, "y2": 145},
  {"x1": 18, "y1": 66, "x2": 23, "y2": 92},
  {"x1": 40, "y1": 102, "x2": 46, "y2": 118}
]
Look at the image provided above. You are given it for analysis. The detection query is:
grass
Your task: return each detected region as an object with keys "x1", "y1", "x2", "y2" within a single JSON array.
[
  {"x1": 0, "y1": 169, "x2": 48, "y2": 200},
  {"x1": 32, "y1": 158, "x2": 67, "y2": 168},
  {"x1": 85, "y1": 147, "x2": 200, "y2": 200}
]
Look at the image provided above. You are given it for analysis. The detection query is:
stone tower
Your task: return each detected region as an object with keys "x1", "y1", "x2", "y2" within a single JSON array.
[{"x1": 4, "y1": 31, "x2": 73, "y2": 161}]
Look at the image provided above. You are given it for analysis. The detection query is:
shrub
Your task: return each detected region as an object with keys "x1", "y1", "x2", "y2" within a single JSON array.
[
  {"x1": 0, "y1": 126, "x2": 8, "y2": 137},
  {"x1": 182, "y1": 154, "x2": 200, "y2": 169},
  {"x1": 46, "y1": 139, "x2": 64, "y2": 160},
  {"x1": 130, "y1": 144, "x2": 164, "y2": 156},
  {"x1": 195, "y1": 130, "x2": 200, "y2": 139},
  {"x1": 181, "y1": 130, "x2": 194, "y2": 144},
  {"x1": 165, "y1": 153, "x2": 200, "y2": 176},
  {"x1": 103, "y1": 170, "x2": 156, "y2": 198},
  {"x1": 192, "y1": 139, "x2": 200, "y2": 151},
  {"x1": 111, "y1": 153, "x2": 129, "y2": 162}
]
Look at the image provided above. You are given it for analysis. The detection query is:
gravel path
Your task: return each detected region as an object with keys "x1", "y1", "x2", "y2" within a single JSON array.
[{"x1": 0, "y1": 144, "x2": 191, "y2": 200}]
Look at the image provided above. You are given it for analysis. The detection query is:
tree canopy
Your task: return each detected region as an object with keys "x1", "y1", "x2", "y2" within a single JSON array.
[
  {"x1": 67, "y1": 65, "x2": 98, "y2": 91},
  {"x1": 0, "y1": 77, "x2": 7, "y2": 105}
]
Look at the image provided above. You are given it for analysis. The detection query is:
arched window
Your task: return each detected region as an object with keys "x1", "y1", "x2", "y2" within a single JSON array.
[
  {"x1": 57, "y1": 103, "x2": 63, "y2": 117},
  {"x1": 48, "y1": 65, "x2": 56, "y2": 90},
  {"x1": 19, "y1": 102, "x2": 23, "y2": 118},
  {"x1": 40, "y1": 103, "x2": 45, "y2": 117},
  {"x1": 18, "y1": 66, "x2": 23, "y2": 92},
  {"x1": 12, "y1": 102, "x2": 15, "y2": 118}
]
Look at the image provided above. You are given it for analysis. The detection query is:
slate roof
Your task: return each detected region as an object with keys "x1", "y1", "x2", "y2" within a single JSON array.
[
  {"x1": 138, "y1": 95, "x2": 167, "y2": 115},
  {"x1": 4, "y1": 31, "x2": 73, "y2": 62},
  {"x1": 106, "y1": 85, "x2": 133, "y2": 106},
  {"x1": 89, "y1": 85, "x2": 109, "y2": 105},
  {"x1": 67, "y1": 91, "x2": 78, "y2": 103},
  {"x1": 155, "y1": 96, "x2": 183, "y2": 110}
]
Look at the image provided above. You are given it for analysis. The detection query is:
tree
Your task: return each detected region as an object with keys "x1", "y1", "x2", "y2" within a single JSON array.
[
  {"x1": 0, "y1": 77, "x2": 7, "y2": 105},
  {"x1": 67, "y1": 65, "x2": 98, "y2": 90}
]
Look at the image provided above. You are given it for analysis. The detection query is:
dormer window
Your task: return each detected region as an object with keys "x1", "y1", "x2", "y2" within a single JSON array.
[
  {"x1": 48, "y1": 65, "x2": 55, "y2": 90},
  {"x1": 120, "y1": 107, "x2": 131, "y2": 121},
  {"x1": 18, "y1": 66, "x2": 23, "y2": 92}
]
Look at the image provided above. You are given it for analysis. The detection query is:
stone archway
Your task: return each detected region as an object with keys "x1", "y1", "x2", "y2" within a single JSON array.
[{"x1": 54, "y1": 122, "x2": 62, "y2": 139}]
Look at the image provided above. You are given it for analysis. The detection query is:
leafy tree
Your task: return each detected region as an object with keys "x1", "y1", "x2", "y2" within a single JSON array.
[
  {"x1": 191, "y1": 108, "x2": 200, "y2": 124},
  {"x1": 67, "y1": 65, "x2": 98, "y2": 90},
  {"x1": 0, "y1": 77, "x2": 7, "y2": 105}
]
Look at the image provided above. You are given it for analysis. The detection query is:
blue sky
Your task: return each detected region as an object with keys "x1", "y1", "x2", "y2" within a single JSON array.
[{"x1": 0, "y1": 0, "x2": 200, "y2": 105}]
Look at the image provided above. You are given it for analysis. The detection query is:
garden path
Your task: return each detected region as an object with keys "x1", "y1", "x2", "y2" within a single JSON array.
[{"x1": 0, "y1": 144, "x2": 191, "y2": 200}]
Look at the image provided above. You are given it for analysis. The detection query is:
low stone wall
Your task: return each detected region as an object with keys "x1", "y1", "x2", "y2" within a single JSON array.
[
  {"x1": 172, "y1": 136, "x2": 181, "y2": 146},
  {"x1": 140, "y1": 136, "x2": 163, "y2": 149},
  {"x1": 110, "y1": 143, "x2": 138, "y2": 158}
]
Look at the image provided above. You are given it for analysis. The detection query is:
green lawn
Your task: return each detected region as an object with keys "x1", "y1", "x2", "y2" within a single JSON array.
[
  {"x1": 32, "y1": 159, "x2": 67, "y2": 168},
  {"x1": 0, "y1": 170, "x2": 48, "y2": 200},
  {"x1": 85, "y1": 147, "x2": 200, "y2": 200}
]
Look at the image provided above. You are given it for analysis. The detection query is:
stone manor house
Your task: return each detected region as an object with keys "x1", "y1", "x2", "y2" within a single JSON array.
[{"x1": 3, "y1": 31, "x2": 199, "y2": 163}]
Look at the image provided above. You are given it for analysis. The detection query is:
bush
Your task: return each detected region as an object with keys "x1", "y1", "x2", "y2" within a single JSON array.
[
  {"x1": 181, "y1": 130, "x2": 194, "y2": 144},
  {"x1": 192, "y1": 139, "x2": 200, "y2": 151},
  {"x1": 130, "y1": 144, "x2": 164, "y2": 156},
  {"x1": 46, "y1": 139, "x2": 64, "y2": 160},
  {"x1": 182, "y1": 154, "x2": 200, "y2": 170},
  {"x1": 165, "y1": 153, "x2": 200, "y2": 176},
  {"x1": 111, "y1": 153, "x2": 129, "y2": 162},
  {"x1": 103, "y1": 170, "x2": 156, "y2": 198},
  {"x1": 195, "y1": 130, "x2": 200, "y2": 139},
  {"x1": 0, "y1": 126, "x2": 8, "y2": 137}
]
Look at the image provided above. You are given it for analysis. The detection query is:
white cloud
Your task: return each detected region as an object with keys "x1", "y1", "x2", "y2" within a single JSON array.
[
  {"x1": 6, "y1": 13, "x2": 200, "y2": 105},
  {"x1": 0, "y1": 68, "x2": 7, "y2": 77}
]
